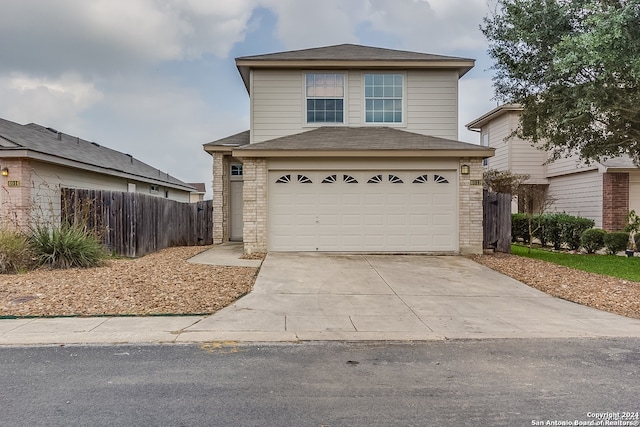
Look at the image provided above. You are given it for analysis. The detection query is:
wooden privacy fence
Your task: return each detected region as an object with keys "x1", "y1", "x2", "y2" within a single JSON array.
[
  {"x1": 61, "y1": 188, "x2": 213, "y2": 257},
  {"x1": 483, "y1": 191, "x2": 512, "y2": 253}
]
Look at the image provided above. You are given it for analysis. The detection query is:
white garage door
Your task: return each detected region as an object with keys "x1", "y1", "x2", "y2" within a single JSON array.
[{"x1": 268, "y1": 170, "x2": 457, "y2": 252}]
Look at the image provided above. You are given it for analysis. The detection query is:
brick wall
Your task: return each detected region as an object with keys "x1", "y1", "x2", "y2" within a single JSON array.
[
  {"x1": 242, "y1": 158, "x2": 267, "y2": 253},
  {"x1": 211, "y1": 153, "x2": 227, "y2": 244},
  {"x1": 458, "y1": 157, "x2": 484, "y2": 254},
  {"x1": 0, "y1": 158, "x2": 32, "y2": 229},
  {"x1": 602, "y1": 172, "x2": 629, "y2": 231}
]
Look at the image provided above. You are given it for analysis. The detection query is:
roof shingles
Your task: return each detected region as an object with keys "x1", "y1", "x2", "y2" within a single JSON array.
[{"x1": 0, "y1": 118, "x2": 193, "y2": 190}]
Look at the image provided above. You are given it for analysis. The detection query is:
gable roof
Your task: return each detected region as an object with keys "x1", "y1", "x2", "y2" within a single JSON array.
[
  {"x1": 466, "y1": 104, "x2": 523, "y2": 131},
  {"x1": 0, "y1": 118, "x2": 194, "y2": 191},
  {"x1": 203, "y1": 130, "x2": 250, "y2": 152},
  {"x1": 236, "y1": 43, "x2": 475, "y2": 92},
  {"x1": 232, "y1": 127, "x2": 494, "y2": 158}
]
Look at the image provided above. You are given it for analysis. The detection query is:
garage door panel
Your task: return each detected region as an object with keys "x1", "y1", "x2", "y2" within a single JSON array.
[{"x1": 268, "y1": 170, "x2": 457, "y2": 252}]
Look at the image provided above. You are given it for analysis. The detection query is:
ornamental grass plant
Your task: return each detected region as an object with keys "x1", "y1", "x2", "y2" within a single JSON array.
[
  {"x1": 0, "y1": 226, "x2": 35, "y2": 273},
  {"x1": 30, "y1": 223, "x2": 107, "y2": 269}
]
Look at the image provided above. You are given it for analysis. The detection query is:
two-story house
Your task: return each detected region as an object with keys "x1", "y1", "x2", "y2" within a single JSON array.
[
  {"x1": 466, "y1": 104, "x2": 640, "y2": 231},
  {"x1": 204, "y1": 44, "x2": 494, "y2": 254}
]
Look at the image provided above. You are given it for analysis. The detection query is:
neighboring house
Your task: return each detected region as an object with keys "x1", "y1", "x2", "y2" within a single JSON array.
[
  {"x1": 187, "y1": 182, "x2": 206, "y2": 202},
  {"x1": 0, "y1": 118, "x2": 195, "y2": 228},
  {"x1": 204, "y1": 44, "x2": 494, "y2": 254},
  {"x1": 466, "y1": 104, "x2": 640, "y2": 231}
]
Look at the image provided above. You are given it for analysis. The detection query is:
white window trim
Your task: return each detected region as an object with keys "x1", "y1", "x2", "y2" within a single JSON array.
[
  {"x1": 302, "y1": 70, "x2": 348, "y2": 128},
  {"x1": 361, "y1": 71, "x2": 407, "y2": 127}
]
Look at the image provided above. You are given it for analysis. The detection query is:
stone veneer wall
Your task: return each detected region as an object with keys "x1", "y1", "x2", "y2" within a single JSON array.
[
  {"x1": 242, "y1": 158, "x2": 267, "y2": 253},
  {"x1": 0, "y1": 158, "x2": 32, "y2": 229},
  {"x1": 602, "y1": 172, "x2": 629, "y2": 231},
  {"x1": 458, "y1": 157, "x2": 484, "y2": 254},
  {"x1": 211, "y1": 153, "x2": 231, "y2": 244}
]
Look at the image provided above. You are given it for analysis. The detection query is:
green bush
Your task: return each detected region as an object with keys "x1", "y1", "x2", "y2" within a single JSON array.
[
  {"x1": 30, "y1": 223, "x2": 106, "y2": 269},
  {"x1": 580, "y1": 228, "x2": 606, "y2": 253},
  {"x1": 561, "y1": 216, "x2": 595, "y2": 250},
  {"x1": 634, "y1": 233, "x2": 640, "y2": 251},
  {"x1": 604, "y1": 231, "x2": 630, "y2": 255},
  {"x1": 544, "y1": 213, "x2": 572, "y2": 250},
  {"x1": 511, "y1": 213, "x2": 529, "y2": 243},
  {"x1": 0, "y1": 227, "x2": 34, "y2": 273}
]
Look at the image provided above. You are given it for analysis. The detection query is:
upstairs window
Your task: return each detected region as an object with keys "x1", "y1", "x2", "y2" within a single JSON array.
[
  {"x1": 364, "y1": 74, "x2": 403, "y2": 124},
  {"x1": 306, "y1": 73, "x2": 344, "y2": 123}
]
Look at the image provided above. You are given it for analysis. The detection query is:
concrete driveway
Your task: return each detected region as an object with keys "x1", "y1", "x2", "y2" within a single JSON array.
[{"x1": 184, "y1": 252, "x2": 640, "y2": 341}]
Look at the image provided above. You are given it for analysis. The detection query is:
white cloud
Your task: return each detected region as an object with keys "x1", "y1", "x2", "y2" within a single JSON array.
[
  {"x1": 0, "y1": 73, "x2": 103, "y2": 131},
  {"x1": 0, "y1": 0, "x2": 259, "y2": 77}
]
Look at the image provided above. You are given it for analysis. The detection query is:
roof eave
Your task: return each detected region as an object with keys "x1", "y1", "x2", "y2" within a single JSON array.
[
  {"x1": 236, "y1": 59, "x2": 475, "y2": 93},
  {"x1": 1, "y1": 149, "x2": 195, "y2": 192},
  {"x1": 466, "y1": 104, "x2": 523, "y2": 130},
  {"x1": 232, "y1": 148, "x2": 495, "y2": 158}
]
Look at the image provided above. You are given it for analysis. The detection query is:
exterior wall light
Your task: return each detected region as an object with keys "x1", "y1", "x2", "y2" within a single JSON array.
[
  {"x1": 1, "y1": 167, "x2": 8, "y2": 177},
  {"x1": 460, "y1": 164, "x2": 470, "y2": 175}
]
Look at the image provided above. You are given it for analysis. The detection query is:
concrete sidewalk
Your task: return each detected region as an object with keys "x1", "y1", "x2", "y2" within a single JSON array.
[{"x1": 2, "y1": 248, "x2": 640, "y2": 345}]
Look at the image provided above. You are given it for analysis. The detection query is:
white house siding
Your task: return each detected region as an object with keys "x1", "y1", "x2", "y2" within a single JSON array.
[
  {"x1": 547, "y1": 170, "x2": 603, "y2": 227},
  {"x1": 29, "y1": 161, "x2": 190, "y2": 225},
  {"x1": 250, "y1": 69, "x2": 461, "y2": 144}
]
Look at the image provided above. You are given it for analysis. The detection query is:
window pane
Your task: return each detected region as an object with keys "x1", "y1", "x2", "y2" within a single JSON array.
[
  {"x1": 365, "y1": 99, "x2": 373, "y2": 110},
  {"x1": 364, "y1": 73, "x2": 403, "y2": 123},
  {"x1": 306, "y1": 73, "x2": 345, "y2": 123},
  {"x1": 326, "y1": 111, "x2": 335, "y2": 122}
]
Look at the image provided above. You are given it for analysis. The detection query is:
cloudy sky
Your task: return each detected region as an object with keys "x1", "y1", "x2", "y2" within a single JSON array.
[{"x1": 0, "y1": 0, "x2": 500, "y2": 198}]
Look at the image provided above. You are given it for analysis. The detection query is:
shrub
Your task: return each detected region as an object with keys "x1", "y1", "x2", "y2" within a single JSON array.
[
  {"x1": 30, "y1": 223, "x2": 107, "y2": 269},
  {"x1": 561, "y1": 216, "x2": 595, "y2": 250},
  {"x1": 511, "y1": 213, "x2": 529, "y2": 242},
  {"x1": 635, "y1": 233, "x2": 640, "y2": 251},
  {"x1": 604, "y1": 231, "x2": 630, "y2": 255},
  {"x1": 0, "y1": 227, "x2": 34, "y2": 273},
  {"x1": 580, "y1": 228, "x2": 606, "y2": 253},
  {"x1": 543, "y1": 213, "x2": 572, "y2": 250}
]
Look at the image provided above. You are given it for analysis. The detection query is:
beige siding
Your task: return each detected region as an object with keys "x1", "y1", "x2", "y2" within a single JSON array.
[
  {"x1": 347, "y1": 71, "x2": 361, "y2": 125},
  {"x1": 545, "y1": 151, "x2": 598, "y2": 177},
  {"x1": 547, "y1": 170, "x2": 603, "y2": 227},
  {"x1": 485, "y1": 113, "x2": 510, "y2": 171},
  {"x1": 629, "y1": 172, "x2": 640, "y2": 214},
  {"x1": 29, "y1": 161, "x2": 190, "y2": 225},
  {"x1": 250, "y1": 69, "x2": 460, "y2": 143},
  {"x1": 251, "y1": 69, "x2": 305, "y2": 143},
  {"x1": 508, "y1": 111, "x2": 547, "y2": 182},
  {"x1": 405, "y1": 70, "x2": 458, "y2": 139}
]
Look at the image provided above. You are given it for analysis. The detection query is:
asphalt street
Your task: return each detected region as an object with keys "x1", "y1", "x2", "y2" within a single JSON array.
[{"x1": 1, "y1": 339, "x2": 639, "y2": 427}]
